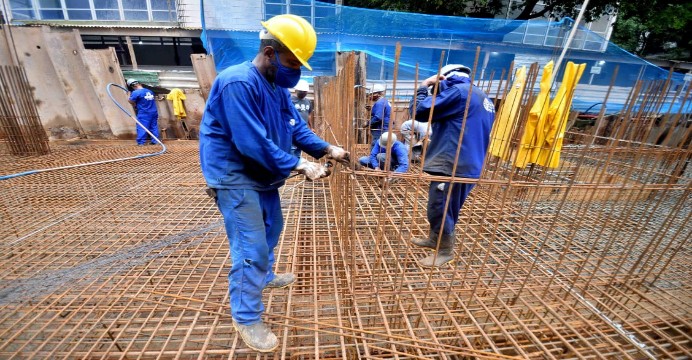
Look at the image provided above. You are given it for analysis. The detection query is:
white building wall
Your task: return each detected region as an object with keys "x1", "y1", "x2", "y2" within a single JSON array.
[
  {"x1": 178, "y1": 0, "x2": 202, "y2": 28},
  {"x1": 198, "y1": 0, "x2": 263, "y2": 31}
]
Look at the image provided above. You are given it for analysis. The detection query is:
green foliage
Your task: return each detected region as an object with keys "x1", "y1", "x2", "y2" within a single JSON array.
[
  {"x1": 343, "y1": 0, "x2": 617, "y2": 21},
  {"x1": 612, "y1": 1, "x2": 691, "y2": 60}
]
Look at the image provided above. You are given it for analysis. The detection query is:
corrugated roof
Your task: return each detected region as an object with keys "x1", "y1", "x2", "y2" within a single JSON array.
[{"x1": 14, "y1": 20, "x2": 201, "y2": 30}]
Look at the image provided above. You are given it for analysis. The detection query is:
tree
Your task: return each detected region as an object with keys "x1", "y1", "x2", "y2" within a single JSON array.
[
  {"x1": 611, "y1": 1, "x2": 691, "y2": 61},
  {"x1": 343, "y1": 0, "x2": 618, "y2": 22}
]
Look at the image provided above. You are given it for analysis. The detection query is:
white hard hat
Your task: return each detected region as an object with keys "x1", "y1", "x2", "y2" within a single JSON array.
[
  {"x1": 126, "y1": 78, "x2": 139, "y2": 87},
  {"x1": 440, "y1": 64, "x2": 471, "y2": 78},
  {"x1": 294, "y1": 79, "x2": 309, "y2": 92},
  {"x1": 367, "y1": 83, "x2": 386, "y2": 94},
  {"x1": 379, "y1": 132, "x2": 397, "y2": 147}
]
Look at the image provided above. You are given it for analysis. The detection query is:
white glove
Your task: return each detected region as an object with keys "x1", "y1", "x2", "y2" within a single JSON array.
[
  {"x1": 326, "y1": 145, "x2": 350, "y2": 166},
  {"x1": 294, "y1": 159, "x2": 326, "y2": 181}
]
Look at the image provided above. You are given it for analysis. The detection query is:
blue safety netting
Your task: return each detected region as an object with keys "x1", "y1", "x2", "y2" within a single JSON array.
[{"x1": 201, "y1": 0, "x2": 690, "y2": 114}]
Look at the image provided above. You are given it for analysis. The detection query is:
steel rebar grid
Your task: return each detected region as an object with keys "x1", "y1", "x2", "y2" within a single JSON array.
[
  {"x1": 0, "y1": 51, "x2": 690, "y2": 358},
  {"x1": 324, "y1": 52, "x2": 690, "y2": 358}
]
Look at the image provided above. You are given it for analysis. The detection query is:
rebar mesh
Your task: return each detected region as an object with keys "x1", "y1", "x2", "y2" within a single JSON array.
[{"x1": 0, "y1": 51, "x2": 690, "y2": 358}]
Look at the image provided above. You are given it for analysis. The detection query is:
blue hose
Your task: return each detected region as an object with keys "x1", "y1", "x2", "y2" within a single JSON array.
[{"x1": 0, "y1": 83, "x2": 166, "y2": 181}]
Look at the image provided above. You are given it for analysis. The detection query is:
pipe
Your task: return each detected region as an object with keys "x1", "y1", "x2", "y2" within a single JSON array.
[{"x1": 0, "y1": 83, "x2": 166, "y2": 181}]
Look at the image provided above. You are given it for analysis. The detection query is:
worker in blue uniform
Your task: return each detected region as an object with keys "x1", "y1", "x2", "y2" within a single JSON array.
[
  {"x1": 409, "y1": 64, "x2": 495, "y2": 267},
  {"x1": 358, "y1": 132, "x2": 409, "y2": 173},
  {"x1": 365, "y1": 84, "x2": 391, "y2": 148},
  {"x1": 127, "y1": 79, "x2": 160, "y2": 145},
  {"x1": 198, "y1": 15, "x2": 350, "y2": 353}
]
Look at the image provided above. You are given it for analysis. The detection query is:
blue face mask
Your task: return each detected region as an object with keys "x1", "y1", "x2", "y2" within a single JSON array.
[{"x1": 271, "y1": 51, "x2": 301, "y2": 88}]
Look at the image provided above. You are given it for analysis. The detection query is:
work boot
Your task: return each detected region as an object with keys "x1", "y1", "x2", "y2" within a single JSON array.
[
  {"x1": 233, "y1": 320, "x2": 278, "y2": 353},
  {"x1": 411, "y1": 231, "x2": 439, "y2": 250},
  {"x1": 418, "y1": 232, "x2": 456, "y2": 268},
  {"x1": 266, "y1": 273, "x2": 296, "y2": 289}
]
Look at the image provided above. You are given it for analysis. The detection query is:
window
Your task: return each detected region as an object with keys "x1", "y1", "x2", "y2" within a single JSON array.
[
  {"x1": 264, "y1": 0, "x2": 325, "y2": 29},
  {"x1": 65, "y1": 0, "x2": 91, "y2": 20},
  {"x1": 38, "y1": 0, "x2": 64, "y2": 20},
  {"x1": 94, "y1": 0, "x2": 119, "y2": 21},
  {"x1": 7, "y1": 0, "x2": 177, "y2": 22},
  {"x1": 265, "y1": 4, "x2": 285, "y2": 19},
  {"x1": 10, "y1": 0, "x2": 35, "y2": 20},
  {"x1": 151, "y1": 0, "x2": 176, "y2": 22},
  {"x1": 81, "y1": 35, "x2": 206, "y2": 67},
  {"x1": 123, "y1": 0, "x2": 148, "y2": 21}
]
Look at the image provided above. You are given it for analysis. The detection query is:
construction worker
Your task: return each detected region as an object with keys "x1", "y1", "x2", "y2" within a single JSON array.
[
  {"x1": 198, "y1": 14, "x2": 349, "y2": 353},
  {"x1": 290, "y1": 79, "x2": 314, "y2": 157},
  {"x1": 409, "y1": 64, "x2": 495, "y2": 267},
  {"x1": 365, "y1": 83, "x2": 391, "y2": 148},
  {"x1": 127, "y1": 79, "x2": 160, "y2": 146},
  {"x1": 359, "y1": 132, "x2": 409, "y2": 173},
  {"x1": 400, "y1": 119, "x2": 432, "y2": 162}
]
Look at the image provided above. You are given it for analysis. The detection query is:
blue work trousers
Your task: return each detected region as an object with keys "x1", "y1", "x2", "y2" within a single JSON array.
[
  {"x1": 136, "y1": 114, "x2": 160, "y2": 145},
  {"x1": 370, "y1": 129, "x2": 382, "y2": 149},
  {"x1": 215, "y1": 189, "x2": 283, "y2": 325},
  {"x1": 427, "y1": 181, "x2": 474, "y2": 235},
  {"x1": 358, "y1": 153, "x2": 401, "y2": 171}
]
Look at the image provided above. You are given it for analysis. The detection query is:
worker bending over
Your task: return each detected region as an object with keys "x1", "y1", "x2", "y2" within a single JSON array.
[
  {"x1": 400, "y1": 119, "x2": 432, "y2": 162},
  {"x1": 198, "y1": 14, "x2": 349, "y2": 353}
]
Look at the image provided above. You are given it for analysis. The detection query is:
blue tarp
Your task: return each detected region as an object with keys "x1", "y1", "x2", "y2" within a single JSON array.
[{"x1": 201, "y1": 0, "x2": 690, "y2": 114}]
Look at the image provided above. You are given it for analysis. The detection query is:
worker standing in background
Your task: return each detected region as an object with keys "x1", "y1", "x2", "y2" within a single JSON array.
[
  {"x1": 198, "y1": 14, "x2": 349, "y2": 353},
  {"x1": 127, "y1": 79, "x2": 160, "y2": 146},
  {"x1": 290, "y1": 79, "x2": 314, "y2": 157},
  {"x1": 409, "y1": 64, "x2": 495, "y2": 267},
  {"x1": 359, "y1": 132, "x2": 409, "y2": 173},
  {"x1": 365, "y1": 84, "x2": 391, "y2": 148}
]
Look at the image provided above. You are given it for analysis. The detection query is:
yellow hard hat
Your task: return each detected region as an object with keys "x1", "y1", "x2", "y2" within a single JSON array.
[{"x1": 261, "y1": 14, "x2": 317, "y2": 71}]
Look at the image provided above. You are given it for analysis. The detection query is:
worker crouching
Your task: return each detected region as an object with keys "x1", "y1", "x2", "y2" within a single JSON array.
[{"x1": 358, "y1": 132, "x2": 409, "y2": 174}]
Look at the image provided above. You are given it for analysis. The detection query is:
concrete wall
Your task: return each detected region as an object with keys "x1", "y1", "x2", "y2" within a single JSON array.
[
  {"x1": 4, "y1": 26, "x2": 83, "y2": 140},
  {"x1": 81, "y1": 48, "x2": 134, "y2": 139},
  {"x1": 42, "y1": 28, "x2": 112, "y2": 138},
  {"x1": 156, "y1": 88, "x2": 206, "y2": 140},
  {"x1": 0, "y1": 25, "x2": 205, "y2": 141}
]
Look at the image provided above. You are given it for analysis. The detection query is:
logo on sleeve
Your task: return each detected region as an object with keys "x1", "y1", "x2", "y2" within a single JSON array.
[
  {"x1": 483, "y1": 98, "x2": 495, "y2": 113},
  {"x1": 289, "y1": 118, "x2": 296, "y2": 126}
]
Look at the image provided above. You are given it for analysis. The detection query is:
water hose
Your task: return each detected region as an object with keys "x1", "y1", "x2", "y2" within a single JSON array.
[{"x1": 0, "y1": 83, "x2": 166, "y2": 180}]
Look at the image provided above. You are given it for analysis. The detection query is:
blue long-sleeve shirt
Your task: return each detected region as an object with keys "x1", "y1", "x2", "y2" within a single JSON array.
[
  {"x1": 129, "y1": 88, "x2": 158, "y2": 118},
  {"x1": 369, "y1": 97, "x2": 391, "y2": 131},
  {"x1": 369, "y1": 141, "x2": 409, "y2": 173},
  {"x1": 410, "y1": 75, "x2": 495, "y2": 179},
  {"x1": 199, "y1": 61, "x2": 329, "y2": 190}
]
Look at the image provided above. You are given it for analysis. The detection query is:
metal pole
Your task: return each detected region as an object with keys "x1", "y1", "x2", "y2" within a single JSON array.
[{"x1": 553, "y1": 0, "x2": 590, "y2": 80}]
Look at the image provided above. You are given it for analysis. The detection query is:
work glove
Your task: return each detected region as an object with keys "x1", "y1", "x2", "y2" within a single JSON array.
[
  {"x1": 294, "y1": 158, "x2": 327, "y2": 181},
  {"x1": 326, "y1": 145, "x2": 350, "y2": 166}
]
